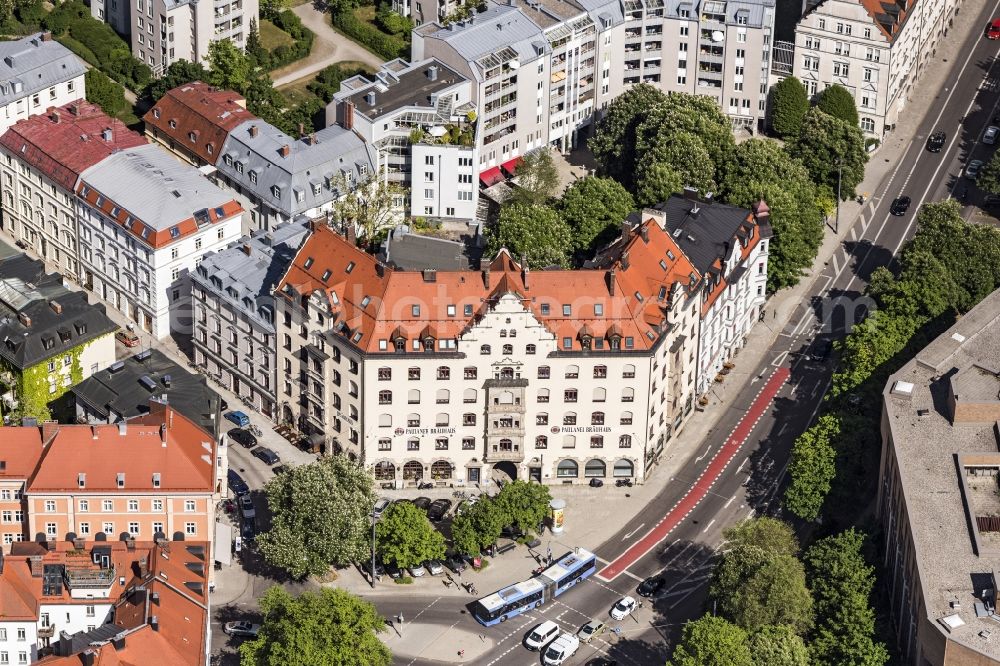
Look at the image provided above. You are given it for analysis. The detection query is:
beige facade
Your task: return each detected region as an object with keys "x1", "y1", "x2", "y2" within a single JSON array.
[{"x1": 793, "y1": 0, "x2": 958, "y2": 136}]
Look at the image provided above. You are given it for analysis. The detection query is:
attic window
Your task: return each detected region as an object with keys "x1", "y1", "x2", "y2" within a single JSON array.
[
  {"x1": 352, "y1": 331, "x2": 363, "y2": 342},
  {"x1": 540, "y1": 303, "x2": 550, "y2": 315},
  {"x1": 168, "y1": 119, "x2": 177, "y2": 128},
  {"x1": 169, "y1": 226, "x2": 180, "y2": 238},
  {"x1": 74, "y1": 322, "x2": 87, "y2": 335},
  {"x1": 95, "y1": 195, "x2": 104, "y2": 207},
  {"x1": 345, "y1": 261, "x2": 356, "y2": 274},
  {"x1": 321, "y1": 269, "x2": 331, "y2": 281},
  {"x1": 659, "y1": 260, "x2": 667, "y2": 270},
  {"x1": 304, "y1": 257, "x2": 314, "y2": 269},
  {"x1": 116, "y1": 472, "x2": 125, "y2": 488},
  {"x1": 634, "y1": 291, "x2": 644, "y2": 302},
  {"x1": 42, "y1": 337, "x2": 54, "y2": 350},
  {"x1": 625, "y1": 336, "x2": 635, "y2": 348},
  {"x1": 594, "y1": 304, "x2": 604, "y2": 316},
  {"x1": 249, "y1": 171, "x2": 258, "y2": 184},
  {"x1": 271, "y1": 185, "x2": 281, "y2": 199},
  {"x1": 562, "y1": 305, "x2": 571, "y2": 316},
  {"x1": 667, "y1": 250, "x2": 675, "y2": 260},
  {"x1": 463, "y1": 304, "x2": 473, "y2": 316},
  {"x1": 224, "y1": 155, "x2": 233, "y2": 166},
  {"x1": 312, "y1": 183, "x2": 321, "y2": 196},
  {"x1": 360, "y1": 296, "x2": 371, "y2": 308},
  {"x1": 141, "y1": 227, "x2": 151, "y2": 239},
  {"x1": 111, "y1": 206, "x2": 120, "y2": 217},
  {"x1": 658, "y1": 286, "x2": 667, "y2": 301},
  {"x1": 411, "y1": 305, "x2": 420, "y2": 316},
  {"x1": 152, "y1": 109, "x2": 160, "y2": 118},
  {"x1": 188, "y1": 131, "x2": 197, "y2": 142},
  {"x1": 235, "y1": 162, "x2": 244, "y2": 174}
]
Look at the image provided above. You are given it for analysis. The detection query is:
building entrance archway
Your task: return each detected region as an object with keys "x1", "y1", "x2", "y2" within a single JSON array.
[{"x1": 492, "y1": 461, "x2": 517, "y2": 483}]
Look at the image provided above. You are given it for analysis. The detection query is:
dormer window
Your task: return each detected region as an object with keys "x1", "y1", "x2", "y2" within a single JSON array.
[
  {"x1": 321, "y1": 269, "x2": 331, "y2": 281},
  {"x1": 168, "y1": 119, "x2": 177, "y2": 128},
  {"x1": 152, "y1": 472, "x2": 160, "y2": 488},
  {"x1": 224, "y1": 155, "x2": 233, "y2": 166},
  {"x1": 249, "y1": 171, "x2": 258, "y2": 184},
  {"x1": 153, "y1": 109, "x2": 161, "y2": 118},
  {"x1": 116, "y1": 472, "x2": 125, "y2": 488},
  {"x1": 271, "y1": 185, "x2": 281, "y2": 199},
  {"x1": 188, "y1": 131, "x2": 197, "y2": 142},
  {"x1": 304, "y1": 257, "x2": 314, "y2": 269},
  {"x1": 235, "y1": 162, "x2": 244, "y2": 174},
  {"x1": 78, "y1": 473, "x2": 86, "y2": 488}
]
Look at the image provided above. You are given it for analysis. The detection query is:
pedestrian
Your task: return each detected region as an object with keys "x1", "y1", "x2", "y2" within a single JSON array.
[{"x1": 458, "y1": 649, "x2": 465, "y2": 658}]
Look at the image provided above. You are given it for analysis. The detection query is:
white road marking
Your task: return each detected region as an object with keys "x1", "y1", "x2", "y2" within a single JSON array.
[
  {"x1": 623, "y1": 523, "x2": 646, "y2": 540},
  {"x1": 701, "y1": 519, "x2": 716, "y2": 534}
]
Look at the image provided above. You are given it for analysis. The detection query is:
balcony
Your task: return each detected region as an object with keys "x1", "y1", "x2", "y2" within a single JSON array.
[{"x1": 485, "y1": 444, "x2": 524, "y2": 463}]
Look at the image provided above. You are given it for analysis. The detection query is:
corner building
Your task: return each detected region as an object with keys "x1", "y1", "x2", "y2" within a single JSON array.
[{"x1": 275, "y1": 195, "x2": 769, "y2": 486}]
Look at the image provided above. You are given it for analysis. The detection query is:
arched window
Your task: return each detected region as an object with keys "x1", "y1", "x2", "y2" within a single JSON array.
[
  {"x1": 623, "y1": 364, "x2": 636, "y2": 378},
  {"x1": 437, "y1": 366, "x2": 450, "y2": 380},
  {"x1": 622, "y1": 387, "x2": 635, "y2": 402},
  {"x1": 378, "y1": 414, "x2": 392, "y2": 427},
  {"x1": 509, "y1": 329, "x2": 517, "y2": 337},
  {"x1": 538, "y1": 366, "x2": 550, "y2": 379},
  {"x1": 436, "y1": 389, "x2": 450, "y2": 404},
  {"x1": 535, "y1": 435, "x2": 548, "y2": 449},
  {"x1": 498, "y1": 438, "x2": 514, "y2": 451},
  {"x1": 593, "y1": 387, "x2": 606, "y2": 402},
  {"x1": 563, "y1": 412, "x2": 577, "y2": 426},
  {"x1": 593, "y1": 365, "x2": 607, "y2": 378},
  {"x1": 502, "y1": 344, "x2": 513, "y2": 355},
  {"x1": 537, "y1": 388, "x2": 550, "y2": 403},
  {"x1": 500, "y1": 367, "x2": 515, "y2": 379},
  {"x1": 436, "y1": 413, "x2": 449, "y2": 426},
  {"x1": 562, "y1": 435, "x2": 576, "y2": 448},
  {"x1": 557, "y1": 459, "x2": 579, "y2": 477},
  {"x1": 614, "y1": 459, "x2": 635, "y2": 477},
  {"x1": 526, "y1": 344, "x2": 536, "y2": 354},
  {"x1": 620, "y1": 411, "x2": 633, "y2": 425},
  {"x1": 378, "y1": 390, "x2": 392, "y2": 404},
  {"x1": 408, "y1": 367, "x2": 421, "y2": 380},
  {"x1": 565, "y1": 364, "x2": 579, "y2": 379},
  {"x1": 585, "y1": 459, "x2": 606, "y2": 477},
  {"x1": 499, "y1": 329, "x2": 507, "y2": 337},
  {"x1": 480, "y1": 344, "x2": 491, "y2": 355},
  {"x1": 407, "y1": 389, "x2": 420, "y2": 404},
  {"x1": 403, "y1": 461, "x2": 423, "y2": 480},
  {"x1": 591, "y1": 412, "x2": 605, "y2": 425},
  {"x1": 431, "y1": 460, "x2": 452, "y2": 479},
  {"x1": 497, "y1": 390, "x2": 515, "y2": 404},
  {"x1": 463, "y1": 388, "x2": 477, "y2": 403},
  {"x1": 407, "y1": 413, "x2": 420, "y2": 427},
  {"x1": 374, "y1": 462, "x2": 395, "y2": 480},
  {"x1": 619, "y1": 434, "x2": 632, "y2": 448},
  {"x1": 536, "y1": 413, "x2": 548, "y2": 425}
]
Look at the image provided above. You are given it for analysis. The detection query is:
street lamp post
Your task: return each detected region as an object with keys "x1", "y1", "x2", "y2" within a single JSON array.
[
  {"x1": 834, "y1": 158, "x2": 844, "y2": 234},
  {"x1": 370, "y1": 502, "x2": 377, "y2": 589}
]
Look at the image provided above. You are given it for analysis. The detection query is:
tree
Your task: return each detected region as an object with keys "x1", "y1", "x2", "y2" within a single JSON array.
[
  {"x1": 770, "y1": 76, "x2": 810, "y2": 139},
  {"x1": 145, "y1": 59, "x2": 209, "y2": 101},
  {"x1": 557, "y1": 176, "x2": 635, "y2": 253},
  {"x1": 208, "y1": 38, "x2": 252, "y2": 92},
  {"x1": 718, "y1": 139, "x2": 825, "y2": 291},
  {"x1": 784, "y1": 414, "x2": 841, "y2": 521},
  {"x1": 633, "y1": 131, "x2": 716, "y2": 206},
  {"x1": 259, "y1": 0, "x2": 287, "y2": 19},
  {"x1": 485, "y1": 204, "x2": 572, "y2": 268},
  {"x1": 589, "y1": 83, "x2": 670, "y2": 187},
  {"x1": 633, "y1": 93, "x2": 735, "y2": 181},
  {"x1": 256, "y1": 456, "x2": 376, "y2": 578},
  {"x1": 978, "y1": 152, "x2": 1000, "y2": 195},
  {"x1": 375, "y1": 501, "x2": 446, "y2": 569},
  {"x1": 495, "y1": 480, "x2": 551, "y2": 535},
  {"x1": 509, "y1": 148, "x2": 560, "y2": 206},
  {"x1": 332, "y1": 167, "x2": 405, "y2": 244},
  {"x1": 245, "y1": 18, "x2": 268, "y2": 67},
  {"x1": 748, "y1": 625, "x2": 810, "y2": 666},
  {"x1": 804, "y1": 530, "x2": 889, "y2": 666},
  {"x1": 84, "y1": 69, "x2": 129, "y2": 119},
  {"x1": 239, "y1": 586, "x2": 391, "y2": 666},
  {"x1": 669, "y1": 615, "x2": 753, "y2": 666},
  {"x1": 450, "y1": 496, "x2": 506, "y2": 556},
  {"x1": 816, "y1": 84, "x2": 859, "y2": 127},
  {"x1": 710, "y1": 518, "x2": 813, "y2": 634},
  {"x1": 788, "y1": 108, "x2": 868, "y2": 200}
]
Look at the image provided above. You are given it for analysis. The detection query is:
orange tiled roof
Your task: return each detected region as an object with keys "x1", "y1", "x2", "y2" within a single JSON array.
[
  {"x1": 858, "y1": 0, "x2": 915, "y2": 41},
  {"x1": 143, "y1": 81, "x2": 254, "y2": 165},
  {"x1": 276, "y1": 219, "x2": 701, "y2": 353},
  {"x1": 0, "y1": 426, "x2": 43, "y2": 479}
]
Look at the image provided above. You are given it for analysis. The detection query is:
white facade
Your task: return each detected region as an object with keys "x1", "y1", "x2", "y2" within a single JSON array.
[
  {"x1": 0, "y1": 621, "x2": 36, "y2": 665},
  {"x1": 409, "y1": 143, "x2": 478, "y2": 220},
  {"x1": 0, "y1": 34, "x2": 86, "y2": 137},
  {"x1": 793, "y1": 0, "x2": 956, "y2": 136}
]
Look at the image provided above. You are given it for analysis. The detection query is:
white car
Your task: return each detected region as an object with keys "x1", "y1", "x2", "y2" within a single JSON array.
[
  {"x1": 223, "y1": 621, "x2": 260, "y2": 638},
  {"x1": 610, "y1": 595, "x2": 637, "y2": 621},
  {"x1": 408, "y1": 563, "x2": 427, "y2": 577},
  {"x1": 985, "y1": 125, "x2": 999, "y2": 144},
  {"x1": 525, "y1": 620, "x2": 560, "y2": 651},
  {"x1": 542, "y1": 633, "x2": 580, "y2": 666}
]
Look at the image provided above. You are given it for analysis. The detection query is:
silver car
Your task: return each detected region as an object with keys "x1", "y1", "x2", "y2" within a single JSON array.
[
  {"x1": 985, "y1": 126, "x2": 999, "y2": 144},
  {"x1": 425, "y1": 559, "x2": 445, "y2": 575},
  {"x1": 408, "y1": 563, "x2": 427, "y2": 577},
  {"x1": 966, "y1": 159, "x2": 985, "y2": 180}
]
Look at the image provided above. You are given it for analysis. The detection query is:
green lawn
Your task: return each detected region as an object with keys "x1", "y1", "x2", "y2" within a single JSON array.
[
  {"x1": 260, "y1": 18, "x2": 295, "y2": 50},
  {"x1": 278, "y1": 76, "x2": 321, "y2": 107}
]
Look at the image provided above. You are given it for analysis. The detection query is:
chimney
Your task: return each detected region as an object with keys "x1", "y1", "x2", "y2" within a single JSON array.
[
  {"x1": 73, "y1": 537, "x2": 85, "y2": 549},
  {"x1": 29, "y1": 556, "x2": 44, "y2": 577},
  {"x1": 620, "y1": 251, "x2": 630, "y2": 270},
  {"x1": 607, "y1": 268, "x2": 616, "y2": 296},
  {"x1": 102, "y1": 128, "x2": 112, "y2": 142},
  {"x1": 298, "y1": 122, "x2": 305, "y2": 138},
  {"x1": 111, "y1": 633, "x2": 126, "y2": 651},
  {"x1": 365, "y1": 91, "x2": 376, "y2": 106},
  {"x1": 620, "y1": 222, "x2": 632, "y2": 244},
  {"x1": 50, "y1": 110, "x2": 60, "y2": 124},
  {"x1": 241, "y1": 243, "x2": 252, "y2": 256},
  {"x1": 0, "y1": 551, "x2": 4, "y2": 574},
  {"x1": 752, "y1": 199, "x2": 770, "y2": 220},
  {"x1": 703, "y1": 191, "x2": 714, "y2": 205},
  {"x1": 91, "y1": 425, "x2": 98, "y2": 440},
  {"x1": 49, "y1": 300, "x2": 61, "y2": 314},
  {"x1": 162, "y1": 374, "x2": 170, "y2": 388},
  {"x1": 249, "y1": 124, "x2": 258, "y2": 138},
  {"x1": 427, "y1": 65, "x2": 439, "y2": 81},
  {"x1": 279, "y1": 144, "x2": 290, "y2": 158},
  {"x1": 150, "y1": 590, "x2": 159, "y2": 605},
  {"x1": 17, "y1": 312, "x2": 30, "y2": 327},
  {"x1": 422, "y1": 269, "x2": 437, "y2": 282},
  {"x1": 69, "y1": 102, "x2": 80, "y2": 116},
  {"x1": 159, "y1": 423, "x2": 167, "y2": 445},
  {"x1": 375, "y1": 262, "x2": 385, "y2": 277},
  {"x1": 41, "y1": 31, "x2": 52, "y2": 42},
  {"x1": 639, "y1": 225, "x2": 648, "y2": 242},
  {"x1": 117, "y1": 421, "x2": 127, "y2": 436},
  {"x1": 682, "y1": 186, "x2": 699, "y2": 201},
  {"x1": 150, "y1": 616, "x2": 159, "y2": 632},
  {"x1": 479, "y1": 258, "x2": 490, "y2": 288},
  {"x1": 81, "y1": 651, "x2": 96, "y2": 666},
  {"x1": 521, "y1": 254, "x2": 529, "y2": 288},
  {"x1": 340, "y1": 101, "x2": 355, "y2": 131},
  {"x1": 346, "y1": 224, "x2": 357, "y2": 246}
]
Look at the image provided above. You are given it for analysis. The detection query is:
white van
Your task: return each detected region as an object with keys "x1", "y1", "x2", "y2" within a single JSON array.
[
  {"x1": 525, "y1": 620, "x2": 560, "y2": 651},
  {"x1": 542, "y1": 633, "x2": 580, "y2": 665}
]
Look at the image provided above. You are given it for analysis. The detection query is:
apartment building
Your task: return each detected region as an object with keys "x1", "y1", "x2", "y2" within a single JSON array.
[
  {"x1": 0, "y1": 538, "x2": 210, "y2": 665},
  {"x1": 0, "y1": 102, "x2": 147, "y2": 277},
  {"x1": 793, "y1": 0, "x2": 955, "y2": 136},
  {"x1": 191, "y1": 221, "x2": 309, "y2": 418},
  {"x1": 330, "y1": 58, "x2": 480, "y2": 222},
  {"x1": 215, "y1": 121, "x2": 378, "y2": 232},
  {"x1": 91, "y1": 0, "x2": 259, "y2": 75},
  {"x1": 75, "y1": 144, "x2": 244, "y2": 338},
  {"x1": 0, "y1": 34, "x2": 86, "y2": 136},
  {"x1": 143, "y1": 81, "x2": 253, "y2": 168},
  {"x1": 0, "y1": 428, "x2": 43, "y2": 549},
  {"x1": 412, "y1": 0, "x2": 774, "y2": 175},
  {"x1": 878, "y1": 287, "x2": 1000, "y2": 665},
  {"x1": 0, "y1": 249, "x2": 118, "y2": 423},
  {"x1": 71, "y1": 348, "x2": 225, "y2": 438}
]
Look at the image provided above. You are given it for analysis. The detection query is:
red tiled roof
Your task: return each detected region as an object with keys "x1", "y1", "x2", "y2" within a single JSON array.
[
  {"x1": 26, "y1": 403, "x2": 216, "y2": 493},
  {"x1": 276, "y1": 219, "x2": 701, "y2": 354},
  {"x1": 0, "y1": 102, "x2": 146, "y2": 192},
  {"x1": 858, "y1": 0, "x2": 915, "y2": 41},
  {"x1": 0, "y1": 426, "x2": 43, "y2": 479},
  {"x1": 143, "y1": 82, "x2": 254, "y2": 165}
]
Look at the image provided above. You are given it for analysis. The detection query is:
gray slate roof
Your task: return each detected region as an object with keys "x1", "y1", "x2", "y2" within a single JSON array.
[
  {"x1": 71, "y1": 348, "x2": 222, "y2": 437},
  {"x1": 217, "y1": 121, "x2": 377, "y2": 218},
  {"x1": 193, "y1": 220, "x2": 309, "y2": 330},
  {"x1": 381, "y1": 227, "x2": 480, "y2": 271},
  {"x1": 79, "y1": 144, "x2": 237, "y2": 231},
  {"x1": 0, "y1": 33, "x2": 86, "y2": 107},
  {"x1": 0, "y1": 247, "x2": 117, "y2": 370}
]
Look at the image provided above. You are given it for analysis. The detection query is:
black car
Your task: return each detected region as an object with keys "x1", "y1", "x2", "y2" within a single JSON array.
[
  {"x1": 227, "y1": 469, "x2": 250, "y2": 496},
  {"x1": 428, "y1": 499, "x2": 453, "y2": 521},
  {"x1": 241, "y1": 520, "x2": 257, "y2": 541},
  {"x1": 360, "y1": 559, "x2": 386, "y2": 578},
  {"x1": 500, "y1": 525, "x2": 525, "y2": 540},
  {"x1": 445, "y1": 554, "x2": 467, "y2": 573},
  {"x1": 228, "y1": 428, "x2": 257, "y2": 448},
  {"x1": 385, "y1": 562, "x2": 402, "y2": 579},
  {"x1": 810, "y1": 339, "x2": 833, "y2": 362},
  {"x1": 890, "y1": 196, "x2": 911, "y2": 216},
  {"x1": 272, "y1": 464, "x2": 291, "y2": 475},
  {"x1": 412, "y1": 496, "x2": 432, "y2": 512},
  {"x1": 252, "y1": 447, "x2": 280, "y2": 465},
  {"x1": 637, "y1": 576, "x2": 666, "y2": 597},
  {"x1": 926, "y1": 131, "x2": 946, "y2": 152}
]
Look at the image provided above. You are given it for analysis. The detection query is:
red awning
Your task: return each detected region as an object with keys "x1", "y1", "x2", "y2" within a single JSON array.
[
  {"x1": 479, "y1": 167, "x2": 504, "y2": 187},
  {"x1": 500, "y1": 157, "x2": 523, "y2": 176}
]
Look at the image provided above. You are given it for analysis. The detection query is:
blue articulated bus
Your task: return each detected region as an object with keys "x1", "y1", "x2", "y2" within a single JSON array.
[{"x1": 472, "y1": 548, "x2": 597, "y2": 626}]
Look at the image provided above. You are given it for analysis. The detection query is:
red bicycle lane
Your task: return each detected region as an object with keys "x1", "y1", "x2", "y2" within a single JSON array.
[{"x1": 597, "y1": 366, "x2": 791, "y2": 581}]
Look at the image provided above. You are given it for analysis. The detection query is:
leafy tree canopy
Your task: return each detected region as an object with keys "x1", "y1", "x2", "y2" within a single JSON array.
[
  {"x1": 770, "y1": 76, "x2": 810, "y2": 139},
  {"x1": 509, "y1": 148, "x2": 561, "y2": 206},
  {"x1": 589, "y1": 83, "x2": 670, "y2": 187},
  {"x1": 669, "y1": 615, "x2": 753, "y2": 666},
  {"x1": 788, "y1": 108, "x2": 868, "y2": 200},
  {"x1": 84, "y1": 69, "x2": 128, "y2": 120},
  {"x1": 557, "y1": 176, "x2": 635, "y2": 253},
  {"x1": 977, "y1": 152, "x2": 1000, "y2": 196},
  {"x1": 486, "y1": 203, "x2": 572, "y2": 268},
  {"x1": 494, "y1": 480, "x2": 551, "y2": 534},
  {"x1": 208, "y1": 39, "x2": 252, "y2": 92},
  {"x1": 816, "y1": 84, "x2": 859, "y2": 127},
  {"x1": 450, "y1": 496, "x2": 506, "y2": 556},
  {"x1": 375, "y1": 501, "x2": 446, "y2": 569},
  {"x1": 784, "y1": 414, "x2": 841, "y2": 521},
  {"x1": 239, "y1": 586, "x2": 391, "y2": 666},
  {"x1": 257, "y1": 456, "x2": 377, "y2": 578},
  {"x1": 634, "y1": 130, "x2": 716, "y2": 205},
  {"x1": 145, "y1": 59, "x2": 209, "y2": 101},
  {"x1": 749, "y1": 624, "x2": 810, "y2": 666}
]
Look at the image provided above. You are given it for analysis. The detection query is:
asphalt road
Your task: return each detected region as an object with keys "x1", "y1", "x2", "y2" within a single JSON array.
[{"x1": 377, "y1": 2, "x2": 1000, "y2": 662}]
